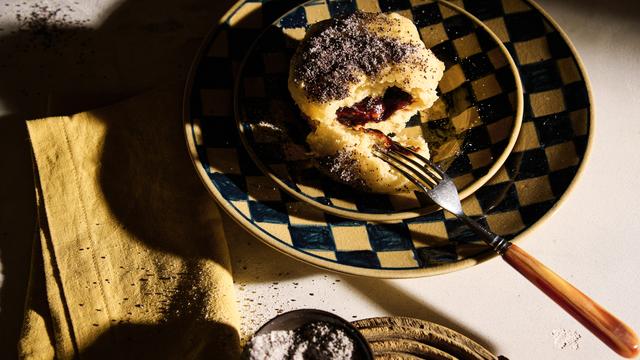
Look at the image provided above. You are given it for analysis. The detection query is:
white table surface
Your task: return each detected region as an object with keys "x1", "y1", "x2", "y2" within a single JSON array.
[{"x1": 1, "y1": 0, "x2": 639, "y2": 359}]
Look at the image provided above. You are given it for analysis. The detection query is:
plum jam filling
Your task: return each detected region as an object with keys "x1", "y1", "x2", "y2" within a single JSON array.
[{"x1": 336, "y1": 87, "x2": 413, "y2": 127}]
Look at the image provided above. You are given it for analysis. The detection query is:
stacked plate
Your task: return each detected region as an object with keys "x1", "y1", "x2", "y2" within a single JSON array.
[{"x1": 184, "y1": 0, "x2": 592, "y2": 278}]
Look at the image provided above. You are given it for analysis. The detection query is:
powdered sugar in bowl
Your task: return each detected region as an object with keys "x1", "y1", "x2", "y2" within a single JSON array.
[{"x1": 243, "y1": 309, "x2": 373, "y2": 360}]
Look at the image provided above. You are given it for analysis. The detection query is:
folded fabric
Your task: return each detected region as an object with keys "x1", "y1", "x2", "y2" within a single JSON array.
[{"x1": 19, "y1": 90, "x2": 240, "y2": 359}]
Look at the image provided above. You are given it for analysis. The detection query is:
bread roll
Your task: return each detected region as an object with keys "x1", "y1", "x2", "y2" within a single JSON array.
[{"x1": 288, "y1": 11, "x2": 444, "y2": 193}]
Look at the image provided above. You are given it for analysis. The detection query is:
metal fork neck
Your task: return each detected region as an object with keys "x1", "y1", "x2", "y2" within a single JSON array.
[{"x1": 458, "y1": 214, "x2": 511, "y2": 255}]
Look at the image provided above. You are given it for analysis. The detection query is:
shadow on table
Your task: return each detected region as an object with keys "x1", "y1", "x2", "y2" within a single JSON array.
[{"x1": 343, "y1": 276, "x2": 498, "y2": 354}]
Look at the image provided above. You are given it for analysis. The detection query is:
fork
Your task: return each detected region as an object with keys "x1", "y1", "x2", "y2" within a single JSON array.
[{"x1": 374, "y1": 143, "x2": 639, "y2": 358}]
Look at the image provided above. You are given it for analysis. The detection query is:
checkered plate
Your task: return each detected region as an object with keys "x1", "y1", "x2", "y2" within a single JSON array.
[
  {"x1": 184, "y1": 0, "x2": 592, "y2": 277},
  {"x1": 235, "y1": 0, "x2": 524, "y2": 221}
]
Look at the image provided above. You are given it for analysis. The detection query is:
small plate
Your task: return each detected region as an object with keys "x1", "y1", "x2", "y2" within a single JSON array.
[
  {"x1": 234, "y1": 0, "x2": 523, "y2": 221},
  {"x1": 184, "y1": 0, "x2": 592, "y2": 277}
]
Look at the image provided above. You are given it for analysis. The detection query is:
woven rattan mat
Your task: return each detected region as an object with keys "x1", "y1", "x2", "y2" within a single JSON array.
[{"x1": 353, "y1": 317, "x2": 504, "y2": 360}]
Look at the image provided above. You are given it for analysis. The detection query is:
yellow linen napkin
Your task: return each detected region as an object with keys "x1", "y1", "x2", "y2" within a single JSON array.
[{"x1": 18, "y1": 90, "x2": 240, "y2": 359}]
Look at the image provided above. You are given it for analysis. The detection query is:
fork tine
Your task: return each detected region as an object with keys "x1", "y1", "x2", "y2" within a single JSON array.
[
  {"x1": 381, "y1": 150, "x2": 439, "y2": 189},
  {"x1": 383, "y1": 147, "x2": 440, "y2": 187},
  {"x1": 373, "y1": 150, "x2": 432, "y2": 191},
  {"x1": 379, "y1": 156, "x2": 432, "y2": 192},
  {"x1": 373, "y1": 148, "x2": 438, "y2": 191},
  {"x1": 393, "y1": 143, "x2": 446, "y2": 180}
]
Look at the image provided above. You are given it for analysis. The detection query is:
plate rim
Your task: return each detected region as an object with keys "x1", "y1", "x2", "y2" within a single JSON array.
[
  {"x1": 232, "y1": 0, "x2": 525, "y2": 221},
  {"x1": 183, "y1": 0, "x2": 594, "y2": 278}
]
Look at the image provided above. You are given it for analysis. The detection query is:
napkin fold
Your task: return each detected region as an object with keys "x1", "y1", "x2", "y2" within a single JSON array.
[{"x1": 18, "y1": 90, "x2": 240, "y2": 359}]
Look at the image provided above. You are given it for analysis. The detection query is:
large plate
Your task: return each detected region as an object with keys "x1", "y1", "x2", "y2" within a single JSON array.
[{"x1": 184, "y1": 0, "x2": 593, "y2": 278}]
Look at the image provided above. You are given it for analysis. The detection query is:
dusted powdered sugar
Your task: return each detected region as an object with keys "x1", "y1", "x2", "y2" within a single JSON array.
[
  {"x1": 245, "y1": 321, "x2": 355, "y2": 359},
  {"x1": 319, "y1": 150, "x2": 369, "y2": 190},
  {"x1": 291, "y1": 12, "x2": 418, "y2": 103},
  {"x1": 551, "y1": 329, "x2": 582, "y2": 351},
  {"x1": 247, "y1": 330, "x2": 298, "y2": 359},
  {"x1": 291, "y1": 321, "x2": 355, "y2": 359}
]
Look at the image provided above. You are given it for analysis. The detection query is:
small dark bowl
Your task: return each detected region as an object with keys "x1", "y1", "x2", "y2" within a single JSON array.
[{"x1": 246, "y1": 309, "x2": 374, "y2": 360}]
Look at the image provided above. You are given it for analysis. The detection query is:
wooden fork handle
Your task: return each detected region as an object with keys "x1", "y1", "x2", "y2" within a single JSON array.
[{"x1": 502, "y1": 244, "x2": 639, "y2": 358}]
